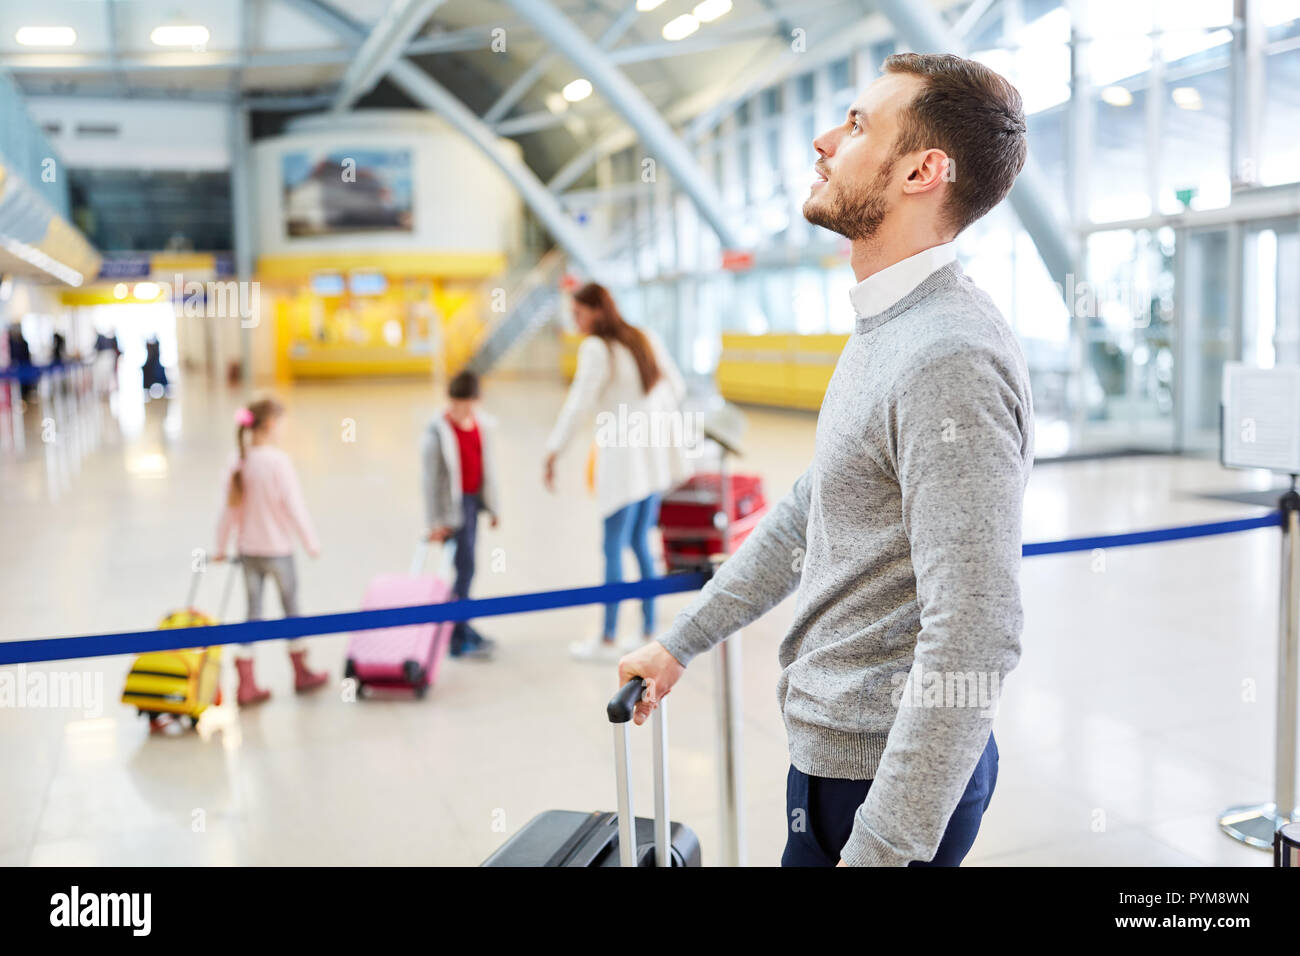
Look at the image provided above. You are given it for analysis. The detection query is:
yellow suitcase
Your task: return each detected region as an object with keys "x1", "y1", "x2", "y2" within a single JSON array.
[{"x1": 122, "y1": 564, "x2": 238, "y2": 730}]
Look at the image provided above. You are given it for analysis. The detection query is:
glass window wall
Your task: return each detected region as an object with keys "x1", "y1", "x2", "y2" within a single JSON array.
[{"x1": 583, "y1": 0, "x2": 1300, "y2": 456}]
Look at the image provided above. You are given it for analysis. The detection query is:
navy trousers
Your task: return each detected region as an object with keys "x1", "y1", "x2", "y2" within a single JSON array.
[{"x1": 781, "y1": 733, "x2": 999, "y2": 867}]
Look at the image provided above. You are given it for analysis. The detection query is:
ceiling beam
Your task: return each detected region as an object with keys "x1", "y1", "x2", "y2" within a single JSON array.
[
  {"x1": 280, "y1": 0, "x2": 599, "y2": 275},
  {"x1": 103, "y1": 0, "x2": 127, "y2": 96},
  {"x1": 21, "y1": 86, "x2": 338, "y2": 110},
  {"x1": 953, "y1": 0, "x2": 1000, "y2": 40},
  {"x1": 0, "y1": 27, "x2": 492, "y2": 74},
  {"x1": 503, "y1": 0, "x2": 740, "y2": 248},
  {"x1": 604, "y1": 1, "x2": 850, "y2": 66},
  {"x1": 548, "y1": 3, "x2": 893, "y2": 193},
  {"x1": 483, "y1": 3, "x2": 638, "y2": 126},
  {"x1": 333, "y1": 0, "x2": 446, "y2": 112}
]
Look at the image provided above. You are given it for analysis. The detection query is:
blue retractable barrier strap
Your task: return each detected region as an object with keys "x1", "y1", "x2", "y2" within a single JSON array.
[
  {"x1": 1021, "y1": 511, "x2": 1282, "y2": 556},
  {"x1": 0, "y1": 510, "x2": 1285, "y2": 666},
  {"x1": 0, "y1": 572, "x2": 707, "y2": 666}
]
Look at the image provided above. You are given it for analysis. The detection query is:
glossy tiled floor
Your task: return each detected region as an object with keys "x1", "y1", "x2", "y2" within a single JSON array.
[{"x1": 0, "y1": 372, "x2": 1291, "y2": 866}]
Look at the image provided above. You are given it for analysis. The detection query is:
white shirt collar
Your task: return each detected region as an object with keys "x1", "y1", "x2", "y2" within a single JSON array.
[{"x1": 848, "y1": 241, "x2": 957, "y2": 319}]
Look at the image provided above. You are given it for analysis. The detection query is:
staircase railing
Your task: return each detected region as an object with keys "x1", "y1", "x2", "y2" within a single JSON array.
[{"x1": 464, "y1": 248, "x2": 568, "y2": 375}]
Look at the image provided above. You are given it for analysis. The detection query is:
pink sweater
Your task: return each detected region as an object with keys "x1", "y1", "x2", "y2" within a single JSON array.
[{"x1": 216, "y1": 445, "x2": 320, "y2": 558}]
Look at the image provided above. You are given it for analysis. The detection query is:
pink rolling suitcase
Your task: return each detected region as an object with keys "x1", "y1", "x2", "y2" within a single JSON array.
[{"x1": 344, "y1": 542, "x2": 456, "y2": 699}]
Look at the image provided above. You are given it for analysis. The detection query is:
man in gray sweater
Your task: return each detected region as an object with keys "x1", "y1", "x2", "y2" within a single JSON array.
[{"x1": 618, "y1": 53, "x2": 1035, "y2": 867}]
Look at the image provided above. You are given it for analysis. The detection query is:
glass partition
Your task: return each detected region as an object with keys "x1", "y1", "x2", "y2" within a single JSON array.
[
  {"x1": 1176, "y1": 227, "x2": 1234, "y2": 452},
  {"x1": 1084, "y1": 228, "x2": 1177, "y2": 449}
]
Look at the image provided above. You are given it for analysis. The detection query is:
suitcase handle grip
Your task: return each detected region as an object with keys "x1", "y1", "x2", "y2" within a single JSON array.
[{"x1": 607, "y1": 677, "x2": 645, "y2": 724}]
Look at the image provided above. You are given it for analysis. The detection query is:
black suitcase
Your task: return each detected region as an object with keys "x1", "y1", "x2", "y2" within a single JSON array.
[{"x1": 482, "y1": 678, "x2": 702, "y2": 867}]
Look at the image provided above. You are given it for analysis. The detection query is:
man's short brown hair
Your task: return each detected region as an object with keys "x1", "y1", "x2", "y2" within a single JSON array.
[{"x1": 883, "y1": 52, "x2": 1027, "y2": 235}]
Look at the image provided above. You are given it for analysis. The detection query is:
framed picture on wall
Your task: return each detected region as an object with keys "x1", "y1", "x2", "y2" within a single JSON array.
[{"x1": 281, "y1": 148, "x2": 414, "y2": 237}]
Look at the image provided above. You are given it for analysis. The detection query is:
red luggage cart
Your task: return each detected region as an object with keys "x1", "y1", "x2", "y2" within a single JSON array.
[{"x1": 658, "y1": 472, "x2": 767, "y2": 570}]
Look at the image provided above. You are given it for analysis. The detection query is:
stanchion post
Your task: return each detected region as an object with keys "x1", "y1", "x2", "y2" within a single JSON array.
[
  {"x1": 1219, "y1": 481, "x2": 1300, "y2": 848},
  {"x1": 1, "y1": 378, "x2": 12, "y2": 454},
  {"x1": 68, "y1": 367, "x2": 84, "y2": 470},
  {"x1": 75, "y1": 365, "x2": 89, "y2": 456},
  {"x1": 39, "y1": 371, "x2": 63, "y2": 501},
  {"x1": 714, "y1": 447, "x2": 746, "y2": 867},
  {"x1": 11, "y1": 378, "x2": 25, "y2": 455},
  {"x1": 1275, "y1": 487, "x2": 1299, "y2": 826},
  {"x1": 715, "y1": 632, "x2": 745, "y2": 867},
  {"x1": 1277, "y1": 822, "x2": 1300, "y2": 866},
  {"x1": 85, "y1": 364, "x2": 100, "y2": 451}
]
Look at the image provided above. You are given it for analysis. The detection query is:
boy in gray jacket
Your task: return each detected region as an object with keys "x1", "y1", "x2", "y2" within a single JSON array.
[{"x1": 422, "y1": 370, "x2": 501, "y2": 659}]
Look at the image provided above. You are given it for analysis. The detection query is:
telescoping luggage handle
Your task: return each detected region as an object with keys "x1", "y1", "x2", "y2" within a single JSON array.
[
  {"x1": 186, "y1": 559, "x2": 241, "y2": 623},
  {"x1": 607, "y1": 677, "x2": 672, "y2": 868},
  {"x1": 411, "y1": 539, "x2": 457, "y2": 578}
]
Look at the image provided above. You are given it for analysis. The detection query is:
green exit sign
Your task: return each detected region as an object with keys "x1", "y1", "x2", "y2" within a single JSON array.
[{"x1": 1175, "y1": 187, "x2": 1196, "y2": 207}]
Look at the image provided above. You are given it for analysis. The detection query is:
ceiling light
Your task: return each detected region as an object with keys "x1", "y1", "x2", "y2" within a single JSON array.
[
  {"x1": 1100, "y1": 85, "x2": 1132, "y2": 107},
  {"x1": 132, "y1": 282, "x2": 161, "y2": 299},
  {"x1": 662, "y1": 14, "x2": 700, "y2": 41},
  {"x1": 562, "y1": 78, "x2": 592, "y2": 103},
  {"x1": 113, "y1": 283, "x2": 128, "y2": 299},
  {"x1": 636, "y1": 0, "x2": 666, "y2": 10},
  {"x1": 1171, "y1": 86, "x2": 1202, "y2": 110},
  {"x1": 544, "y1": 92, "x2": 568, "y2": 114},
  {"x1": 150, "y1": 24, "x2": 210, "y2": 47},
  {"x1": 693, "y1": 0, "x2": 733, "y2": 23},
  {"x1": 15, "y1": 26, "x2": 77, "y2": 47}
]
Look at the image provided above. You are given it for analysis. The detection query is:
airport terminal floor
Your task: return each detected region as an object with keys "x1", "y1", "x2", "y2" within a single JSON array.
[{"x1": 0, "y1": 375, "x2": 1285, "y2": 867}]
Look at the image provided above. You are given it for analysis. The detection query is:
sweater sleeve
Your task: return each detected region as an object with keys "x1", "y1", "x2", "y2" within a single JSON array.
[
  {"x1": 840, "y1": 345, "x2": 1028, "y2": 867},
  {"x1": 656, "y1": 468, "x2": 812, "y2": 666},
  {"x1": 481, "y1": 422, "x2": 501, "y2": 521},
  {"x1": 545, "y1": 336, "x2": 609, "y2": 456},
  {"x1": 278, "y1": 455, "x2": 321, "y2": 555},
  {"x1": 420, "y1": 422, "x2": 444, "y2": 529}
]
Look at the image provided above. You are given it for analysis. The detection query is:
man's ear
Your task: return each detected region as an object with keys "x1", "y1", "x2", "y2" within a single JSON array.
[{"x1": 901, "y1": 148, "x2": 951, "y2": 195}]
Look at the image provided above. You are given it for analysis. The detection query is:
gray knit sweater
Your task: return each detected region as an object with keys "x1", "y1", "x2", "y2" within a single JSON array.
[{"x1": 658, "y1": 261, "x2": 1033, "y2": 867}]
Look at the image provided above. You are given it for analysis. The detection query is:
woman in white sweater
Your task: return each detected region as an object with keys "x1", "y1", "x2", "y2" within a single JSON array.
[{"x1": 544, "y1": 282, "x2": 691, "y2": 661}]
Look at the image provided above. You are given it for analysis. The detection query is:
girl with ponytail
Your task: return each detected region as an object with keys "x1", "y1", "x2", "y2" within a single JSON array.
[
  {"x1": 543, "y1": 282, "x2": 691, "y2": 661},
  {"x1": 215, "y1": 397, "x2": 328, "y2": 705}
]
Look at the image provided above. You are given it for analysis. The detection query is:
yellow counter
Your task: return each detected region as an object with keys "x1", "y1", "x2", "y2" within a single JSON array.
[
  {"x1": 559, "y1": 331, "x2": 847, "y2": 412},
  {"x1": 717, "y1": 332, "x2": 846, "y2": 411}
]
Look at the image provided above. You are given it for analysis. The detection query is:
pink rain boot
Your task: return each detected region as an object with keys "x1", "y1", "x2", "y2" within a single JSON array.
[
  {"x1": 235, "y1": 657, "x2": 271, "y2": 706},
  {"x1": 290, "y1": 650, "x2": 328, "y2": 693}
]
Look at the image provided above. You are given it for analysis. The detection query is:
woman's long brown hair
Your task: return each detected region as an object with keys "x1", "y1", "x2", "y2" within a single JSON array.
[
  {"x1": 228, "y1": 398, "x2": 284, "y2": 507},
  {"x1": 573, "y1": 282, "x2": 660, "y2": 394}
]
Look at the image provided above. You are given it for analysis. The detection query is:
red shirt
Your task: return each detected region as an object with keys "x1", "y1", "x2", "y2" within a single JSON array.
[{"x1": 448, "y1": 414, "x2": 483, "y2": 495}]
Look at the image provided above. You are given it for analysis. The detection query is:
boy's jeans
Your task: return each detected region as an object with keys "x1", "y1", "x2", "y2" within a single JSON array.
[{"x1": 449, "y1": 492, "x2": 484, "y2": 654}]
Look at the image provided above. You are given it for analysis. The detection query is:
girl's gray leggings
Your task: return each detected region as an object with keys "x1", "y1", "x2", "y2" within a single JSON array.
[{"x1": 238, "y1": 554, "x2": 306, "y2": 654}]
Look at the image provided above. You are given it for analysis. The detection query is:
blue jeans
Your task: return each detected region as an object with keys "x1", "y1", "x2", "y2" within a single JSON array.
[
  {"x1": 781, "y1": 733, "x2": 999, "y2": 867},
  {"x1": 602, "y1": 493, "x2": 661, "y2": 639},
  {"x1": 449, "y1": 492, "x2": 484, "y2": 654}
]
